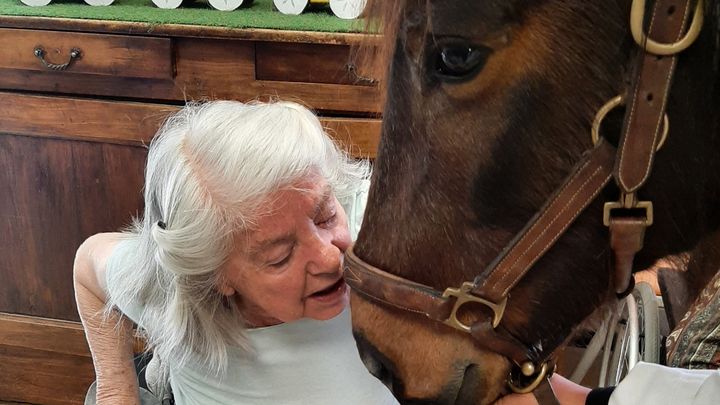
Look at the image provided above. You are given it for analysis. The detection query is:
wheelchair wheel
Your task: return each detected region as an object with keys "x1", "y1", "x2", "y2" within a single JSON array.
[{"x1": 599, "y1": 282, "x2": 660, "y2": 386}]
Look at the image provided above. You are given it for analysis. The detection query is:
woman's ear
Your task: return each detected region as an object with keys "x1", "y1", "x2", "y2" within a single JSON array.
[{"x1": 216, "y1": 274, "x2": 236, "y2": 297}]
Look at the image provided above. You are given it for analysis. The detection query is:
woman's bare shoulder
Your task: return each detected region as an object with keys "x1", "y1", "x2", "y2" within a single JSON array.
[{"x1": 75, "y1": 232, "x2": 126, "y2": 299}]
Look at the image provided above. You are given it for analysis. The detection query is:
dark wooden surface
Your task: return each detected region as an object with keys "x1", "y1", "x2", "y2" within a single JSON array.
[
  {"x1": 0, "y1": 134, "x2": 147, "y2": 321},
  {"x1": 0, "y1": 313, "x2": 94, "y2": 405},
  {"x1": 256, "y1": 41, "x2": 373, "y2": 86},
  {"x1": 0, "y1": 92, "x2": 174, "y2": 145}
]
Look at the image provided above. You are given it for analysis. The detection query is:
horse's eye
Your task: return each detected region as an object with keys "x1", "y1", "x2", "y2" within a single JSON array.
[{"x1": 433, "y1": 43, "x2": 491, "y2": 82}]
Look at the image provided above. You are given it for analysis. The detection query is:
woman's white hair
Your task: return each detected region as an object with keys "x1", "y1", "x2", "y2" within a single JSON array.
[{"x1": 105, "y1": 100, "x2": 369, "y2": 375}]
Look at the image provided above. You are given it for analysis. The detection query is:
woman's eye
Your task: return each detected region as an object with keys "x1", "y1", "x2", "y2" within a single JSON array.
[
  {"x1": 432, "y1": 43, "x2": 492, "y2": 82},
  {"x1": 317, "y1": 213, "x2": 337, "y2": 228},
  {"x1": 316, "y1": 204, "x2": 338, "y2": 228},
  {"x1": 268, "y1": 254, "x2": 292, "y2": 268}
]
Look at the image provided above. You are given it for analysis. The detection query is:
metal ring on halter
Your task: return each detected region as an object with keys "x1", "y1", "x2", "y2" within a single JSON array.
[
  {"x1": 507, "y1": 362, "x2": 551, "y2": 394},
  {"x1": 630, "y1": 0, "x2": 704, "y2": 56},
  {"x1": 591, "y1": 95, "x2": 669, "y2": 151}
]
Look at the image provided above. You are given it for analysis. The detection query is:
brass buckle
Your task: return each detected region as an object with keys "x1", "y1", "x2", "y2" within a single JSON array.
[
  {"x1": 442, "y1": 282, "x2": 508, "y2": 333},
  {"x1": 603, "y1": 193, "x2": 654, "y2": 226},
  {"x1": 630, "y1": 0, "x2": 704, "y2": 56}
]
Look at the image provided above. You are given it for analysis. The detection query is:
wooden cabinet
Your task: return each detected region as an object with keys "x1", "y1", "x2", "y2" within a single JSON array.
[{"x1": 0, "y1": 16, "x2": 382, "y2": 404}]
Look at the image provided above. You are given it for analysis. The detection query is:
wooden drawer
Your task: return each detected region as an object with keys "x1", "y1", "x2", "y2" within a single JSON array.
[
  {"x1": 0, "y1": 28, "x2": 173, "y2": 80},
  {"x1": 256, "y1": 42, "x2": 377, "y2": 86}
]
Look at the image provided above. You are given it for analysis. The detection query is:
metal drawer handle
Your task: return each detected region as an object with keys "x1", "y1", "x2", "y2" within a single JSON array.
[{"x1": 33, "y1": 46, "x2": 82, "y2": 71}]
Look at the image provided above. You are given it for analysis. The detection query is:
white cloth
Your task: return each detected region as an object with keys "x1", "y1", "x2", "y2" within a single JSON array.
[
  {"x1": 339, "y1": 178, "x2": 370, "y2": 241},
  {"x1": 610, "y1": 362, "x2": 720, "y2": 405}
]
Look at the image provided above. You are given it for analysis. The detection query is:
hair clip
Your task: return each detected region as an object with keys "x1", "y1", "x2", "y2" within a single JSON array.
[{"x1": 157, "y1": 221, "x2": 167, "y2": 230}]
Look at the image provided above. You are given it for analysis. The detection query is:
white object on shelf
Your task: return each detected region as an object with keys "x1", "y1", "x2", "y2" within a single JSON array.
[
  {"x1": 151, "y1": 0, "x2": 186, "y2": 9},
  {"x1": 208, "y1": 0, "x2": 245, "y2": 11},
  {"x1": 20, "y1": 0, "x2": 53, "y2": 6},
  {"x1": 329, "y1": 0, "x2": 366, "y2": 19},
  {"x1": 84, "y1": 0, "x2": 115, "y2": 5},
  {"x1": 274, "y1": 0, "x2": 309, "y2": 15}
]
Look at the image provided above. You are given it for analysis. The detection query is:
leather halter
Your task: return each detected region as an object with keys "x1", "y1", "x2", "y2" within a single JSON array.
[{"x1": 344, "y1": 0, "x2": 704, "y2": 398}]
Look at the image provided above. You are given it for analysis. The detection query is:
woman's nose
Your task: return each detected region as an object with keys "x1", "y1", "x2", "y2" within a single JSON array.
[{"x1": 307, "y1": 237, "x2": 342, "y2": 275}]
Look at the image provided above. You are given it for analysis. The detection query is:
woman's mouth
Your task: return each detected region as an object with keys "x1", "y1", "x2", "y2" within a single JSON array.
[{"x1": 308, "y1": 278, "x2": 347, "y2": 302}]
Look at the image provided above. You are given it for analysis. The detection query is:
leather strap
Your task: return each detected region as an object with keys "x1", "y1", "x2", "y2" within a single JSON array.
[
  {"x1": 609, "y1": 218, "x2": 647, "y2": 294},
  {"x1": 344, "y1": 249, "x2": 454, "y2": 322},
  {"x1": 470, "y1": 321, "x2": 537, "y2": 364},
  {"x1": 615, "y1": 0, "x2": 694, "y2": 192},
  {"x1": 473, "y1": 140, "x2": 616, "y2": 303},
  {"x1": 532, "y1": 378, "x2": 561, "y2": 405}
]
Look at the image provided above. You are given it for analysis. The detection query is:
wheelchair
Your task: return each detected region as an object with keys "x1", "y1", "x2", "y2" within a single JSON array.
[{"x1": 569, "y1": 282, "x2": 668, "y2": 387}]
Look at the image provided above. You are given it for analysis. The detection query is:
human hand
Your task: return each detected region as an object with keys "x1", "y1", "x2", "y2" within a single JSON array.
[
  {"x1": 492, "y1": 374, "x2": 590, "y2": 405},
  {"x1": 493, "y1": 392, "x2": 540, "y2": 405}
]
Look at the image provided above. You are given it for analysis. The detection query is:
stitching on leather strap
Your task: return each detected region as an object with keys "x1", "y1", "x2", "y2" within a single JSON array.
[{"x1": 500, "y1": 171, "x2": 612, "y2": 297}]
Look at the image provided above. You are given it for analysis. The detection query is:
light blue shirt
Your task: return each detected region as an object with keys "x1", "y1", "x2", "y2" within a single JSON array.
[{"x1": 166, "y1": 308, "x2": 397, "y2": 405}]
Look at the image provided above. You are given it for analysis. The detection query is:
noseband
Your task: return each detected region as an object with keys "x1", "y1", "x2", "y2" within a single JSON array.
[{"x1": 344, "y1": 0, "x2": 704, "y2": 402}]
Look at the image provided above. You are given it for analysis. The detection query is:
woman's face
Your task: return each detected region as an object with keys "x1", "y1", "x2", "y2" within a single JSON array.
[{"x1": 223, "y1": 175, "x2": 352, "y2": 327}]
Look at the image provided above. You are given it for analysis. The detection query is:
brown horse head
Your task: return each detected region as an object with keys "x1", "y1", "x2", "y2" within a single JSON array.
[{"x1": 351, "y1": 1, "x2": 720, "y2": 403}]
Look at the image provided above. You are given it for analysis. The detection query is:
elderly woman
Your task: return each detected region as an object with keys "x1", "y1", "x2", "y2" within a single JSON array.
[{"x1": 73, "y1": 101, "x2": 397, "y2": 404}]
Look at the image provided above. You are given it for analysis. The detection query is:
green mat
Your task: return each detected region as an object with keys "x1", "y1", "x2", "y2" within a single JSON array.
[{"x1": 0, "y1": 0, "x2": 366, "y2": 32}]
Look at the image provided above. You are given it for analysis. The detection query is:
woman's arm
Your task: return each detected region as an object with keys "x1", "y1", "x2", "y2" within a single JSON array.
[{"x1": 74, "y1": 233, "x2": 140, "y2": 405}]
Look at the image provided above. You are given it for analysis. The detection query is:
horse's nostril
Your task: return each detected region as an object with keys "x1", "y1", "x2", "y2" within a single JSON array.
[
  {"x1": 354, "y1": 332, "x2": 396, "y2": 391},
  {"x1": 362, "y1": 352, "x2": 394, "y2": 390},
  {"x1": 456, "y1": 364, "x2": 482, "y2": 404}
]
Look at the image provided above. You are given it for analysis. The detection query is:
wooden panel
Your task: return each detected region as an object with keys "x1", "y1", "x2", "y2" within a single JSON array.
[
  {"x1": 323, "y1": 117, "x2": 382, "y2": 158},
  {"x1": 257, "y1": 42, "x2": 360, "y2": 85},
  {"x1": 0, "y1": 314, "x2": 146, "y2": 405},
  {"x1": 0, "y1": 135, "x2": 147, "y2": 320},
  {"x1": 173, "y1": 37, "x2": 256, "y2": 99},
  {"x1": 0, "y1": 28, "x2": 173, "y2": 80},
  {"x1": 0, "y1": 314, "x2": 95, "y2": 405},
  {"x1": 0, "y1": 313, "x2": 90, "y2": 357},
  {"x1": 0, "y1": 92, "x2": 176, "y2": 145},
  {"x1": 207, "y1": 79, "x2": 381, "y2": 114},
  {"x1": 0, "y1": 345, "x2": 94, "y2": 405},
  {"x1": 0, "y1": 67, "x2": 178, "y2": 103},
  {"x1": 0, "y1": 92, "x2": 380, "y2": 157}
]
